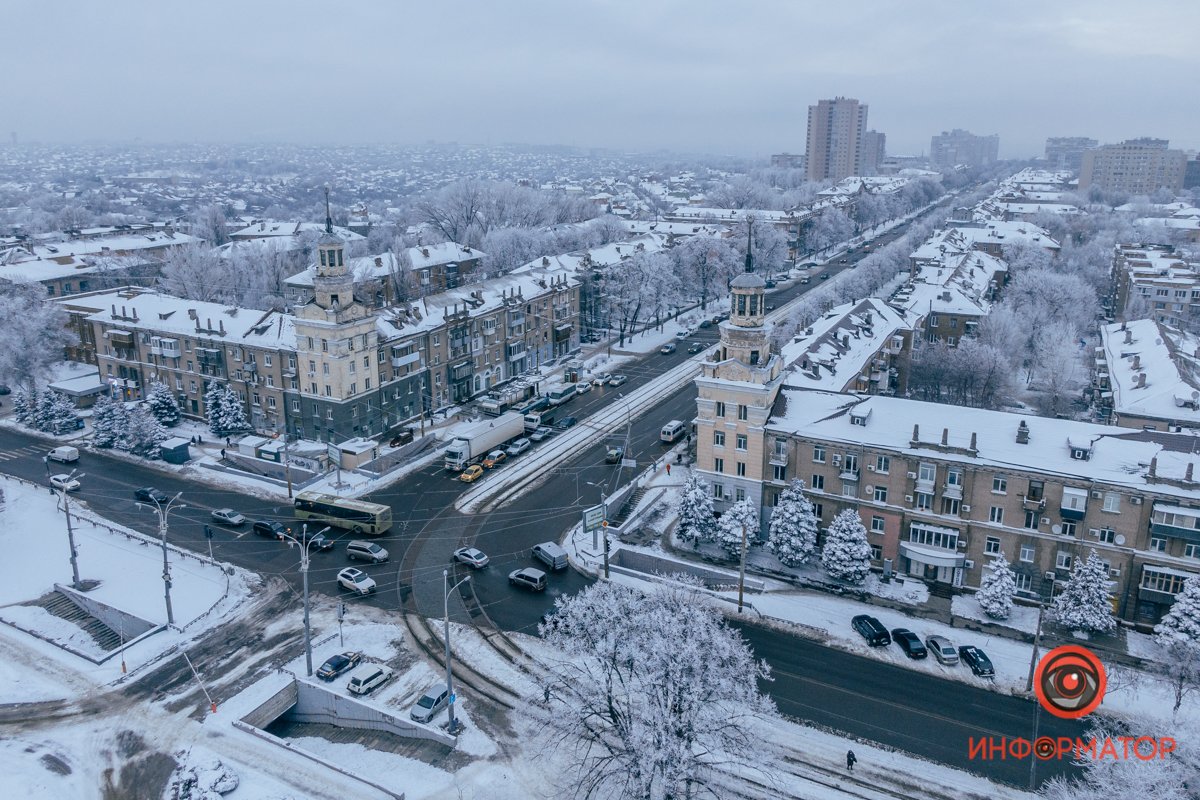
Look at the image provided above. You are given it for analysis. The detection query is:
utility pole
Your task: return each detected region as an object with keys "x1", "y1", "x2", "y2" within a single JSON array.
[
  {"x1": 1025, "y1": 602, "x2": 1047, "y2": 692},
  {"x1": 56, "y1": 470, "x2": 84, "y2": 589},
  {"x1": 138, "y1": 492, "x2": 187, "y2": 627},
  {"x1": 444, "y1": 569, "x2": 471, "y2": 734},
  {"x1": 602, "y1": 521, "x2": 610, "y2": 579},
  {"x1": 280, "y1": 524, "x2": 329, "y2": 677},
  {"x1": 737, "y1": 522, "x2": 749, "y2": 613},
  {"x1": 281, "y1": 398, "x2": 293, "y2": 499}
]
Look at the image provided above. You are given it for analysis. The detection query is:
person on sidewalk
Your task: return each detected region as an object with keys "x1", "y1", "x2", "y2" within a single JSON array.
[
  {"x1": 665, "y1": 463, "x2": 671, "y2": 476},
  {"x1": 846, "y1": 750, "x2": 857, "y2": 772}
]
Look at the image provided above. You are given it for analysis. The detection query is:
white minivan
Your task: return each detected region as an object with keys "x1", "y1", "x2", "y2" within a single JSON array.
[
  {"x1": 47, "y1": 446, "x2": 79, "y2": 463},
  {"x1": 346, "y1": 662, "x2": 394, "y2": 695},
  {"x1": 659, "y1": 420, "x2": 686, "y2": 444}
]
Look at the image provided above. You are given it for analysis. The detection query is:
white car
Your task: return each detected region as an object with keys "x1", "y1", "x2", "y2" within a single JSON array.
[
  {"x1": 337, "y1": 567, "x2": 376, "y2": 595},
  {"x1": 49, "y1": 474, "x2": 80, "y2": 492},
  {"x1": 574, "y1": 382, "x2": 592, "y2": 395},
  {"x1": 210, "y1": 508, "x2": 246, "y2": 526},
  {"x1": 453, "y1": 547, "x2": 490, "y2": 569},
  {"x1": 505, "y1": 438, "x2": 531, "y2": 458}
]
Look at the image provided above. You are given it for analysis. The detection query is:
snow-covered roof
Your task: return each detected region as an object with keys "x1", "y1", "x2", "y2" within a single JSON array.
[
  {"x1": 285, "y1": 242, "x2": 483, "y2": 289},
  {"x1": 1101, "y1": 319, "x2": 1200, "y2": 427},
  {"x1": 229, "y1": 220, "x2": 363, "y2": 242},
  {"x1": 84, "y1": 291, "x2": 296, "y2": 348},
  {"x1": 625, "y1": 220, "x2": 727, "y2": 239},
  {"x1": 665, "y1": 207, "x2": 799, "y2": 224},
  {"x1": 0, "y1": 230, "x2": 198, "y2": 283},
  {"x1": 891, "y1": 250, "x2": 1007, "y2": 318},
  {"x1": 908, "y1": 222, "x2": 1059, "y2": 263},
  {"x1": 767, "y1": 388, "x2": 1200, "y2": 502},
  {"x1": 779, "y1": 298, "x2": 918, "y2": 391}
]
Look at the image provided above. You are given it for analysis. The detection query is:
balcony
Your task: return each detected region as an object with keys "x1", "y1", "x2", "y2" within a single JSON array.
[
  {"x1": 942, "y1": 483, "x2": 963, "y2": 500},
  {"x1": 769, "y1": 450, "x2": 789, "y2": 466},
  {"x1": 839, "y1": 468, "x2": 860, "y2": 482},
  {"x1": 1022, "y1": 495, "x2": 1047, "y2": 512},
  {"x1": 915, "y1": 478, "x2": 935, "y2": 495},
  {"x1": 1059, "y1": 505, "x2": 1086, "y2": 522},
  {"x1": 1151, "y1": 520, "x2": 1200, "y2": 544},
  {"x1": 391, "y1": 352, "x2": 420, "y2": 368}
]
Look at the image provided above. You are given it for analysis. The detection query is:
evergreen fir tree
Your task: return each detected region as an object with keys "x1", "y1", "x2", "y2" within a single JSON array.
[
  {"x1": 145, "y1": 381, "x2": 180, "y2": 427},
  {"x1": 204, "y1": 380, "x2": 226, "y2": 435},
  {"x1": 716, "y1": 500, "x2": 758, "y2": 558},
  {"x1": 676, "y1": 472, "x2": 716, "y2": 544},
  {"x1": 12, "y1": 388, "x2": 36, "y2": 427},
  {"x1": 767, "y1": 479, "x2": 818, "y2": 567},
  {"x1": 35, "y1": 391, "x2": 79, "y2": 434},
  {"x1": 1052, "y1": 549, "x2": 1116, "y2": 634},
  {"x1": 206, "y1": 381, "x2": 250, "y2": 436},
  {"x1": 820, "y1": 509, "x2": 872, "y2": 584},
  {"x1": 91, "y1": 393, "x2": 130, "y2": 448},
  {"x1": 976, "y1": 551, "x2": 1017, "y2": 620},
  {"x1": 1155, "y1": 578, "x2": 1200, "y2": 652},
  {"x1": 122, "y1": 406, "x2": 168, "y2": 458}
]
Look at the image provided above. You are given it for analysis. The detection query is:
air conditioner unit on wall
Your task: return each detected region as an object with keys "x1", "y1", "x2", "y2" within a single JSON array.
[
  {"x1": 1110, "y1": 567, "x2": 1122, "y2": 577},
  {"x1": 905, "y1": 495, "x2": 914, "y2": 503},
  {"x1": 907, "y1": 472, "x2": 917, "y2": 479},
  {"x1": 867, "y1": 464, "x2": 876, "y2": 472},
  {"x1": 1045, "y1": 572, "x2": 1056, "y2": 581},
  {"x1": 1040, "y1": 517, "x2": 1051, "y2": 525},
  {"x1": 961, "y1": 504, "x2": 971, "y2": 512},
  {"x1": 1131, "y1": 496, "x2": 1143, "y2": 505},
  {"x1": 1091, "y1": 490, "x2": 1103, "y2": 499},
  {"x1": 832, "y1": 455, "x2": 842, "y2": 465},
  {"x1": 964, "y1": 560, "x2": 975, "y2": 570}
]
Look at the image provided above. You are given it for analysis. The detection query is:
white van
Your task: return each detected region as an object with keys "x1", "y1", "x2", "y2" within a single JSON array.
[
  {"x1": 532, "y1": 541, "x2": 569, "y2": 571},
  {"x1": 47, "y1": 446, "x2": 79, "y2": 464},
  {"x1": 346, "y1": 662, "x2": 394, "y2": 695},
  {"x1": 547, "y1": 386, "x2": 575, "y2": 407},
  {"x1": 659, "y1": 420, "x2": 686, "y2": 444}
]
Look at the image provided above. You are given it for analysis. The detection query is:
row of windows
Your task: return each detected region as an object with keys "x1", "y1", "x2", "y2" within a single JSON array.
[
  {"x1": 712, "y1": 432, "x2": 748, "y2": 450},
  {"x1": 712, "y1": 458, "x2": 747, "y2": 477},
  {"x1": 713, "y1": 402, "x2": 749, "y2": 420}
]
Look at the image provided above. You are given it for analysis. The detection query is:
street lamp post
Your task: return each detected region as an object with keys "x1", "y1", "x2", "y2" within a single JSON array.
[
  {"x1": 279, "y1": 524, "x2": 330, "y2": 677},
  {"x1": 54, "y1": 469, "x2": 85, "y2": 588},
  {"x1": 137, "y1": 492, "x2": 188, "y2": 627},
  {"x1": 443, "y1": 568, "x2": 471, "y2": 734}
]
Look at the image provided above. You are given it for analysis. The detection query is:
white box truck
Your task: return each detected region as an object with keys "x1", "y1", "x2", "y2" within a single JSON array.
[{"x1": 444, "y1": 412, "x2": 525, "y2": 471}]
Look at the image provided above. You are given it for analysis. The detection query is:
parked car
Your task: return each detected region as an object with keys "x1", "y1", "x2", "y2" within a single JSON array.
[
  {"x1": 530, "y1": 426, "x2": 555, "y2": 442},
  {"x1": 508, "y1": 567, "x2": 547, "y2": 592},
  {"x1": 688, "y1": 342, "x2": 705, "y2": 354},
  {"x1": 49, "y1": 474, "x2": 80, "y2": 492},
  {"x1": 925, "y1": 635, "x2": 959, "y2": 665},
  {"x1": 607, "y1": 374, "x2": 628, "y2": 387},
  {"x1": 660, "y1": 342, "x2": 677, "y2": 354},
  {"x1": 764, "y1": 279, "x2": 777, "y2": 288},
  {"x1": 459, "y1": 465, "x2": 485, "y2": 483},
  {"x1": 316, "y1": 651, "x2": 362, "y2": 681},
  {"x1": 210, "y1": 508, "x2": 246, "y2": 527},
  {"x1": 134, "y1": 487, "x2": 169, "y2": 504},
  {"x1": 851, "y1": 614, "x2": 891, "y2": 647},
  {"x1": 556, "y1": 416, "x2": 577, "y2": 430},
  {"x1": 347, "y1": 663, "x2": 393, "y2": 695},
  {"x1": 505, "y1": 438, "x2": 532, "y2": 458},
  {"x1": 605, "y1": 446, "x2": 624, "y2": 464},
  {"x1": 347, "y1": 540, "x2": 389, "y2": 564},
  {"x1": 453, "y1": 547, "x2": 490, "y2": 569},
  {"x1": 409, "y1": 686, "x2": 450, "y2": 723},
  {"x1": 337, "y1": 567, "x2": 376, "y2": 595},
  {"x1": 958, "y1": 645, "x2": 995, "y2": 678},
  {"x1": 891, "y1": 628, "x2": 928, "y2": 659},
  {"x1": 253, "y1": 520, "x2": 289, "y2": 539},
  {"x1": 592, "y1": 372, "x2": 612, "y2": 386},
  {"x1": 389, "y1": 429, "x2": 415, "y2": 447},
  {"x1": 482, "y1": 449, "x2": 507, "y2": 469},
  {"x1": 819, "y1": 272, "x2": 830, "y2": 280}
]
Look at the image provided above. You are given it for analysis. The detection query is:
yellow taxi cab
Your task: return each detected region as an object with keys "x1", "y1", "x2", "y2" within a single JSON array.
[{"x1": 460, "y1": 464, "x2": 485, "y2": 483}]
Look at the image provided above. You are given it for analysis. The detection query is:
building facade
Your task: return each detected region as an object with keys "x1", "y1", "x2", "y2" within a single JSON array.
[
  {"x1": 929, "y1": 129, "x2": 1000, "y2": 169},
  {"x1": 1079, "y1": 139, "x2": 1188, "y2": 195},
  {"x1": 1044, "y1": 137, "x2": 1098, "y2": 171},
  {"x1": 806, "y1": 97, "x2": 869, "y2": 183}
]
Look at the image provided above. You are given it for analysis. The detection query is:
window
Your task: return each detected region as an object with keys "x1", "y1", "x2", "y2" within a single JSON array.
[
  {"x1": 992, "y1": 475, "x2": 1008, "y2": 494},
  {"x1": 813, "y1": 446, "x2": 826, "y2": 463},
  {"x1": 1024, "y1": 510, "x2": 1039, "y2": 530},
  {"x1": 985, "y1": 536, "x2": 1001, "y2": 554},
  {"x1": 737, "y1": 404, "x2": 748, "y2": 421},
  {"x1": 842, "y1": 482, "x2": 857, "y2": 497},
  {"x1": 1185, "y1": 543, "x2": 1200, "y2": 560},
  {"x1": 736, "y1": 434, "x2": 747, "y2": 451},
  {"x1": 843, "y1": 454, "x2": 858, "y2": 473},
  {"x1": 714, "y1": 431, "x2": 725, "y2": 447},
  {"x1": 1102, "y1": 492, "x2": 1120, "y2": 513},
  {"x1": 1094, "y1": 528, "x2": 1115, "y2": 544},
  {"x1": 1020, "y1": 545, "x2": 1035, "y2": 563},
  {"x1": 1061, "y1": 487, "x2": 1088, "y2": 513},
  {"x1": 941, "y1": 497, "x2": 960, "y2": 516},
  {"x1": 322, "y1": 363, "x2": 330, "y2": 375},
  {"x1": 1149, "y1": 536, "x2": 1166, "y2": 552},
  {"x1": 264, "y1": 354, "x2": 273, "y2": 367},
  {"x1": 915, "y1": 492, "x2": 933, "y2": 510},
  {"x1": 1061, "y1": 522, "x2": 1077, "y2": 537},
  {"x1": 715, "y1": 401, "x2": 726, "y2": 417},
  {"x1": 873, "y1": 486, "x2": 888, "y2": 503},
  {"x1": 870, "y1": 544, "x2": 882, "y2": 560},
  {"x1": 811, "y1": 474, "x2": 825, "y2": 490},
  {"x1": 929, "y1": 314, "x2": 940, "y2": 327},
  {"x1": 1056, "y1": 552, "x2": 1072, "y2": 570},
  {"x1": 735, "y1": 487, "x2": 746, "y2": 502},
  {"x1": 773, "y1": 464, "x2": 786, "y2": 481},
  {"x1": 875, "y1": 455, "x2": 890, "y2": 474},
  {"x1": 713, "y1": 483, "x2": 724, "y2": 499},
  {"x1": 990, "y1": 506, "x2": 1004, "y2": 524},
  {"x1": 918, "y1": 462, "x2": 936, "y2": 483},
  {"x1": 736, "y1": 462, "x2": 746, "y2": 477},
  {"x1": 812, "y1": 502, "x2": 823, "y2": 519},
  {"x1": 714, "y1": 457, "x2": 724, "y2": 474},
  {"x1": 321, "y1": 339, "x2": 328, "y2": 352},
  {"x1": 1027, "y1": 480, "x2": 1045, "y2": 501},
  {"x1": 1015, "y1": 573, "x2": 1032, "y2": 592},
  {"x1": 908, "y1": 525, "x2": 958, "y2": 550},
  {"x1": 267, "y1": 397, "x2": 276, "y2": 409},
  {"x1": 946, "y1": 467, "x2": 962, "y2": 487},
  {"x1": 292, "y1": 399, "x2": 301, "y2": 412},
  {"x1": 1142, "y1": 568, "x2": 1187, "y2": 595},
  {"x1": 324, "y1": 385, "x2": 332, "y2": 397},
  {"x1": 871, "y1": 516, "x2": 885, "y2": 533}
]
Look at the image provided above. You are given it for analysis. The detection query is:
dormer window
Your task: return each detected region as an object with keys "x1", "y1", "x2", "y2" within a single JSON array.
[{"x1": 1071, "y1": 447, "x2": 1090, "y2": 461}]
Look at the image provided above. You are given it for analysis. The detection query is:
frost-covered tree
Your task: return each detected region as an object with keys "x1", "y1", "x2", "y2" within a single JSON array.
[
  {"x1": 821, "y1": 509, "x2": 872, "y2": 584},
  {"x1": 205, "y1": 381, "x2": 250, "y2": 436},
  {"x1": 0, "y1": 280, "x2": 75, "y2": 390},
  {"x1": 716, "y1": 499, "x2": 759, "y2": 558},
  {"x1": 91, "y1": 393, "x2": 130, "y2": 448},
  {"x1": 675, "y1": 472, "x2": 716, "y2": 545},
  {"x1": 122, "y1": 406, "x2": 168, "y2": 458},
  {"x1": 144, "y1": 381, "x2": 180, "y2": 427},
  {"x1": 1053, "y1": 549, "x2": 1116, "y2": 634},
  {"x1": 1154, "y1": 578, "x2": 1200, "y2": 716},
  {"x1": 34, "y1": 391, "x2": 79, "y2": 434},
  {"x1": 672, "y1": 236, "x2": 741, "y2": 311},
  {"x1": 808, "y1": 208, "x2": 854, "y2": 255},
  {"x1": 537, "y1": 580, "x2": 775, "y2": 800},
  {"x1": 11, "y1": 387, "x2": 36, "y2": 427},
  {"x1": 976, "y1": 552, "x2": 1017, "y2": 620},
  {"x1": 767, "y1": 479, "x2": 818, "y2": 567}
]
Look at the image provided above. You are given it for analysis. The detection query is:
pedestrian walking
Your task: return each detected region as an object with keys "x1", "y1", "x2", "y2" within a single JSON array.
[
  {"x1": 220, "y1": 448, "x2": 226, "y2": 460},
  {"x1": 846, "y1": 750, "x2": 857, "y2": 772},
  {"x1": 665, "y1": 463, "x2": 671, "y2": 476},
  {"x1": 225, "y1": 437, "x2": 231, "y2": 446}
]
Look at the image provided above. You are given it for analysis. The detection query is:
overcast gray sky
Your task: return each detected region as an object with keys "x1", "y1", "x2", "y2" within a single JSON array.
[{"x1": 4, "y1": 0, "x2": 1197, "y2": 158}]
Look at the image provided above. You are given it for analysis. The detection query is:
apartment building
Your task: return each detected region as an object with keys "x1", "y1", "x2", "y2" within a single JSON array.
[
  {"x1": 1109, "y1": 242, "x2": 1200, "y2": 326},
  {"x1": 1096, "y1": 319, "x2": 1200, "y2": 432},
  {"x1": 891, "y1": 249, "x2": 1008, "y2": 344},
  {"x1": 908, "y1": 222, "x2": 1059, "y2": 264},
  {"x1": 285, "y1": 242, "x2": 484, "y2": 306},
  {"x1": 806, "y1": 97, "x2": 869, "y2": 182},
  {"x1": 1045, "y1": 137, "x2": 1099, "y2": 171},
  {"x1": 929, "y1": 129, "x2": 1000, "y2": 169},
  {"x1": 760, "y1": 388, "x2": 1200, "y2": 628},
  {"x1": 1079, "y1": 138, "x2": 1188, "y2": 195}
]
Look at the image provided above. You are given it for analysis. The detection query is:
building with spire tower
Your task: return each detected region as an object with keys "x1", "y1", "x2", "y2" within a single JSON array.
[{"x1": 694, "y1": 221, "x2": 785, "y2": 528}]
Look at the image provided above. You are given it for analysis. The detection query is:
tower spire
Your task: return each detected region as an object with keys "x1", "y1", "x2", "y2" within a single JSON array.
[
  {"x1": 744, "y1": 217, "x2": 754, "y2": 273},
  {"x1": 324, "y1": 186, "x2": 333, "y2": 235}
]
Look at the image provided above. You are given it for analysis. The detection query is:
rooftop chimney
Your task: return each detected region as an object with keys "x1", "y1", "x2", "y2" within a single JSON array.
[
  {"x1": 912, "y1": 424, "x2": 920, "y2": 442},
  {"x1": 1016, "y1": 420, "x2": 1030, "y2": 444},
  {"x1": 941, "y1": 428, "x2": 949, "y2": 445},
  {"x1": 970, "y1": 432, "x2": 977, "y2": 451},
  {"x1": 1138, "y1": 373, "x2": 1147, "y2": 388},
  {"x1": 1124, "y1": 329, "x2": 1132, "y2": 344},
  {"x1": 1132, "y1": 354, "x2": 1141, "y2": 370},
  {"x1": 1188, "y1": 462, "x2": 1195, "y2": 483}
]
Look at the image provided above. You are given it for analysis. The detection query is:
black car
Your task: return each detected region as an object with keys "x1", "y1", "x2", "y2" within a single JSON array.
[
  {"x1": 698, "y1": 319, "x2": 712, "y2": 329},
  {"x1": 819, "y1": 272, "x2": 830, "y2": 280},
  {"x1": 958, "y1": 645, "x2": 995, "y2": 678},
  {"x1": 851, "y1": 615, "x2": 891, "y2": 647},
  {"x1": 891, "y1": 628, "x2": 928, "y2": 659},
  {"x1": 316, "y1": 651, "x2": 362, "y2": 681},
  {"x1": 253, "y1": 520, "x2": 289, "y2": 539},
  {"x1": 306, "y1": 532, "x2": 335, "y2": 552},
  {"x1": 557, "y1": 416, "x2": 578, "y2": 430},
  {"x1": 764, "y1": 279, "x2": 777, "y2": 288},
  {"x1": 134, "y1": 487, "x2": 169, "y2": 504}
]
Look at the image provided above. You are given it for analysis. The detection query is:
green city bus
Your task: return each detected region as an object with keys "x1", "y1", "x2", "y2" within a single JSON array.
[{"x1": 294, "y1": 491, "x2": 392, "y2": 535}]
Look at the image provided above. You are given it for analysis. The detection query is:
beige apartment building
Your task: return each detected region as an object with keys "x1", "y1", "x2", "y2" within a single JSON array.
[
  {"x1": 806, "y1": 97, "x2": 869, "y2": 182},
  {"x1": 1079, "y1": 138, "x2": 1187, "y2": 195}
]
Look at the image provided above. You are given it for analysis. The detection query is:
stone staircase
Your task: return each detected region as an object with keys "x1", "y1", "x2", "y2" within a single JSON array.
[
  {"x1": 608, "y1": 487, "x2": 647, "y2": 528},
  {"x1": 30, "y1": 590, "x2": 124, "y2": 652}
]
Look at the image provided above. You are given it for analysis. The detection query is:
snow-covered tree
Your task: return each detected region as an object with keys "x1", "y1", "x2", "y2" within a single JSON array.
[
  {"x1": 90, "y1": 393, "x2": 130, "y2": 448},
  {"x1": 767, "y1": 479, "x2": 818, "y2": 567},
  {"x1": 1052, "y1": 549, "x2": 1116, "y2": 634},
  {"x1": 537, "y1": 580, "x2": 775, "y2": 800},
  {"x1": 672, "y1": 236, "x2": 741, "y2": 311},
  {"x1": 144, "y1": 381, "x2": 180, "y2": 427},
  {"x1": 821, "y1": 509, "x2": 872, "y2": 584},
  {"x1": 716, "y1": 499, "x2": 759, "y2": 558},
  {"x1": 0, "y1": 280, "x2": 75, "y2": 390},
  {"x1": 1154, "y1": 578, "x2": 1200, "y2": 716},
  {"x1": 675, "y1": 472, "x2": 716, "y2": 545},
  {"x1": 205, "y1": 381, "x2": 249, "y2": 437},
  {"x1": 34, "y1": 391, "x2": 78, "y2": 434},
  {"x1": 122, "y1": 406, "x2": 168, "y2": 458},
  {"x1": 976, "y1": 552, "x2": 1017, "y2": 620},
  {"x1": 11, "y1": 387, "x2": 36, "y2": 427}
]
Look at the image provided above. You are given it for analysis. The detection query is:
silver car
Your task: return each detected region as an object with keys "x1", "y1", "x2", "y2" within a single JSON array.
[
  {"x1": 925, "y1": 635, "x2": 960, "y2": 665},
  {"x1": 210, "y1": 508, "x2": 246, "y2": 526},
  {"x1": 410, "y1": 686, "x2": 450, "y2": 723}
]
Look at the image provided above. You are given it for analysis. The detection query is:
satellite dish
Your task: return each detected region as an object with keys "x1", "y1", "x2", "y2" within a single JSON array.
[
  {"x1": 1115, "y1": 534, "x2": 1126, "y2": 545},
  {"x1": 1192, "y1": 390, "x2": 1198, "y2": 401},
  {"x1": 1051, "y1": 524, "x2": 1062, "y2": 535}
]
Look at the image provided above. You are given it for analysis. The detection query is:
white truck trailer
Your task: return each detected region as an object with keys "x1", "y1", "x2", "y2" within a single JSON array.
[{"x1": 444, "y1": 411, "x2": 525, "y2": 471}]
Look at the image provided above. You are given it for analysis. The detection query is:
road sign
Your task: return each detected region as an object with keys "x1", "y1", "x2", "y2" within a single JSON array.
[{"x1": 582, "y1": 503, "x2": 606, "y2": 533}]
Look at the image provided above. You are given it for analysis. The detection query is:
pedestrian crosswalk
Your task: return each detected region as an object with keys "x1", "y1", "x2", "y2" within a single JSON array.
[{"x1": 0, "y1": 444, "x2": 49, "y2": 462}]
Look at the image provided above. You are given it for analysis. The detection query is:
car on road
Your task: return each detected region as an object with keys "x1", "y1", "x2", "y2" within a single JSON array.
[
  {"x1": 958, "y1": 645, "x2": 995, "y2": 678},
  {"x1": 49, "y1": 474, "x2": 80, "y2": 492},
  {"x1": 337, "y1": 567, "x2": 376, "y2": 595},
  {"x1": 47, "y1": 446, "x2": 79, "y2": 463},
  {"x1": 891, "y1": 628, "x2": 928, "y2": 659},
  {"x1": 505, "y1": 438, "x2": 532, "y2": 458},
  {"x1": 305, "y1": 531, "x2": 335, "y2": 552},
  {"x1": 674, "y1": 330, "x2": 690, "y2": 340},
  {"x1": 698, "y1": 319, "x2": 712, "y2": 329},
  {"x1": 925, "y1": 635, "x2": 959, "y2": 665},
  {"x1": 459, "y1": 464, "x2": 485, "y2": 483},
  {"x1": 839, "y1": 257, "x2": 849, "y2": 263},
  {"x1": 851, "y1": 614, "x2": 891, "y2": 647},
  {"x1": 453, "y1": 547, "x2": 490, "y2": 569},
  {"x1": 482, "y1": 449, "x2": 507, "y2": 469},
  {"x1": 134, "y1": 487, "x2": 169, "y2": 504},
  {"x1": 819, "y1": 272, "x2": 830, "y2": 280},
  {"x1": 388, "y1": 429, "x2": 415, "y2": 447},
  {"x1": 316, "y1": 651, "x2": 362, "y2": 681},
  {"x1": 765, "y1": 279, "x2": 777, "y2": 288},
  {"x1": 556, "y1": 416, "x2": 577, "y2": 430},
  {"x1": 410, "y1": 686, "x2": 450, "y2": 723},
  {"x1": 688, "y1": 342, "x2": 705, "y2": 354},
  {"x1": 347, "y1": 540, "x2": 389, "y2": 564},
  {"x1": 574, "y1": 381, "x2": 592, "y2": 395},
  {"x1": 530, "y1": 426, "x2": 555, "y2": 442},
  {"x1": 800, "y1": 276, "x2": 811, "y2": 284},
  {"x1": 607, "y1": 374, "x2": 628, "y2": 387},
  {"x1": 765, "y1": 303, "x2": 776, "y2": 311},
  {"x1": 660, "y1": 342, "x2": 676, "y2": 354},
  {"x1": 592, "y1": 372, "x2": 612, "y2": 386},
  {"x1": 605, "y1": 446, "x2": 624, "y2": 464},
  {"x1": 253, "y1": 520, "x2": 289, "y2": 539},
  {"x1": 210, "y1": 508, "x2": 246, "y2": 527},
  {"x1": 508, "y1": 567, "x2": 547, "y2": 592}
]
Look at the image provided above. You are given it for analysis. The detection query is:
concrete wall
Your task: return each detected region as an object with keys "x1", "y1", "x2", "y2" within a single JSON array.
[
  {"x1": 611, "y1": 548, "x2": 764, "y2": 593},
  {"x1": 54, "y1": 583, "x2": 157, "y2": 640},
  {"x1": 288, "y1": 680, "x2": 456, "y2": 746}
]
